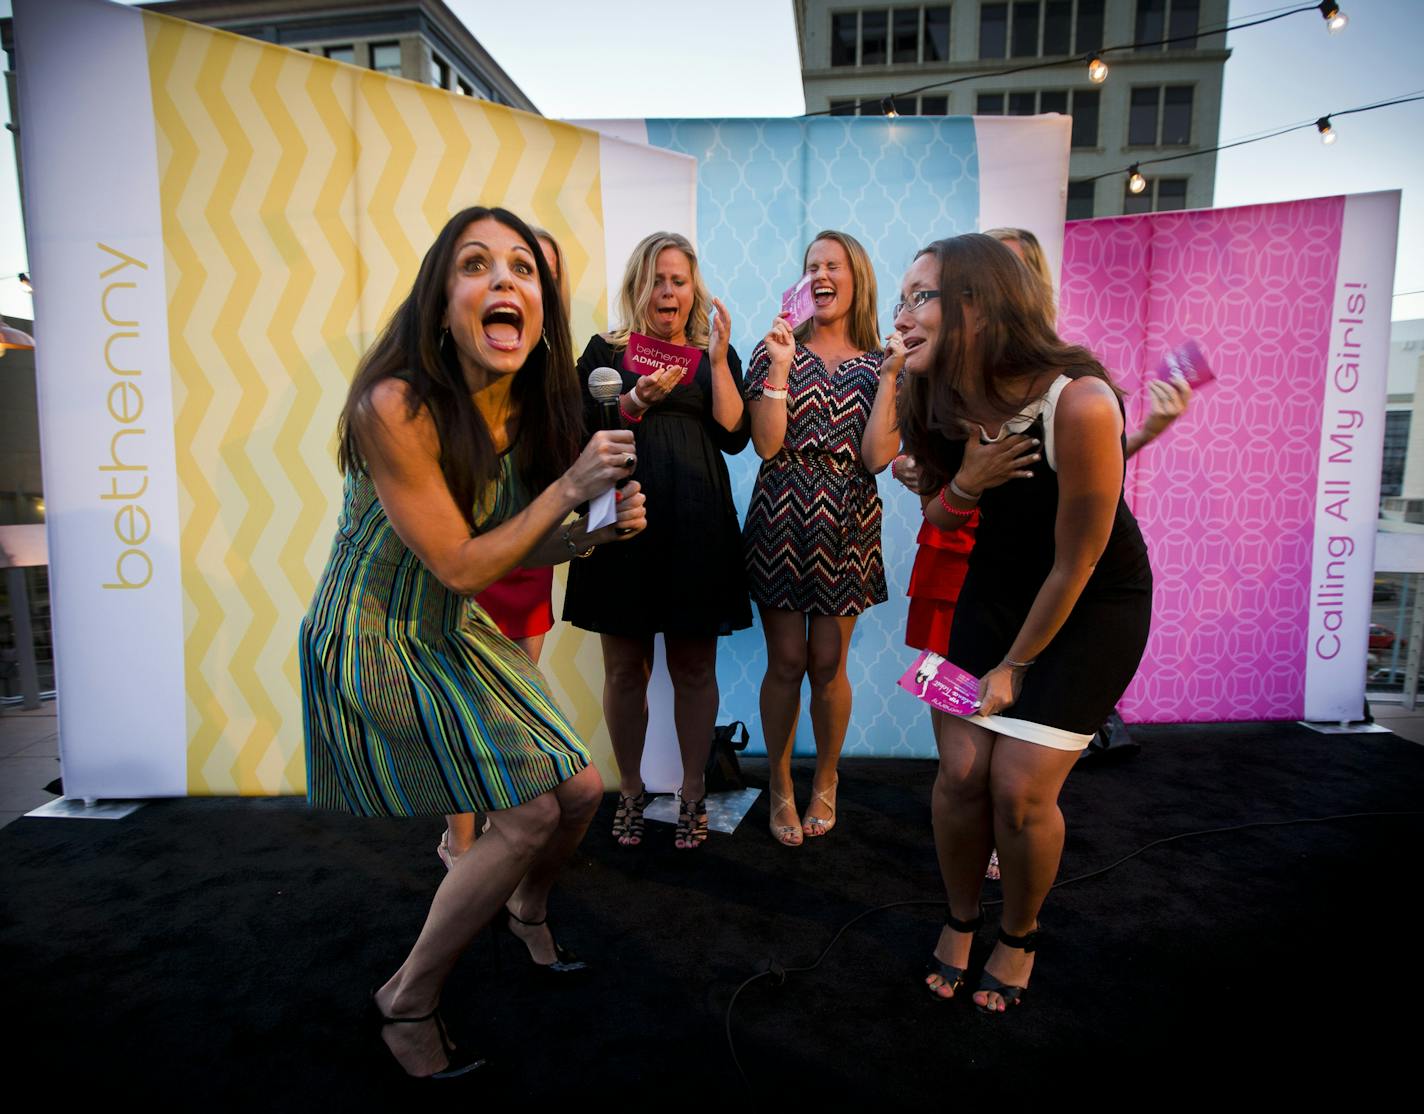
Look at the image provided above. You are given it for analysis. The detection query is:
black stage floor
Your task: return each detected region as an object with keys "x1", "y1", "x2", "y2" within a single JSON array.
[{"x1": 3, "y1": 722, "x2": 1421, "y2": 1107}]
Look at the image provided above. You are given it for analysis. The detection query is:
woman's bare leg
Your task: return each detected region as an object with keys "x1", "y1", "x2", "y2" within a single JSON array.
[
  {"x1": 803, "y1": 614, "x2": 857, "y2": 833},
  {"x1": 926, "y1": 714, "x2": 997, "y2": 997},
  {"x1": 600, "y1": 633, "x2": 655, "y2": 798},
  {"x1": 664, "y1": 635, "x2": 719, "y2": 804},
  {"x1": 375, "y1": 791, "x2": 561, "y2": 1075},
  {"x1": 972, "y1": 735, "x2": 1078, "y2": 1012},
  {"x1": 758, "y1": 607, "x2": 808, "y2": 841}
]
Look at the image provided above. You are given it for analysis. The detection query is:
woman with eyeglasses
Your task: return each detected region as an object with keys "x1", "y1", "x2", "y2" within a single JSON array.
[
  {"x1": 895, "y1": 233, "x2": 1153, "y2": 1016},
  {"x1": 742, "y1": 230, "x2": 901, "y2": 846}
]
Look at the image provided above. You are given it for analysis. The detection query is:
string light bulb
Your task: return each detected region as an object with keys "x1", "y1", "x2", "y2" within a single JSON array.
[
  {"x1": 881, "y1": 97, "x2": 899, "y2": 119},
  {"x1": 1316, "y1": 116, "x2": 1337, "y2": 144},
  {"x1": 1087, "y1": 54, "x2": 1109, "y2": 84},
  {"x1": 1318, "y1": 2, "x2": 1348, "y2": 33},
  {"x1": 17, "y1": 272, "x2": 31, "y2": 292},
  {"x1": 1127, "y1": 165, "x2": 1147, "y2": 195}
]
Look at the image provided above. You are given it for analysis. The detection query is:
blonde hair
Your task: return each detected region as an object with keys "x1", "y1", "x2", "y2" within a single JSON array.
[
  {"x1": 531, "y1": 226, "x2": 572, "y2": 315},
  {"x1": 794, "y1": 230, "x2": 881, "y2": 352},
  {"x1": 607, "y1": 231, "x2": 711, "y2": 349},
  {"x1": 986, "y1": 227, "x2": 1055, "y2": 324}
]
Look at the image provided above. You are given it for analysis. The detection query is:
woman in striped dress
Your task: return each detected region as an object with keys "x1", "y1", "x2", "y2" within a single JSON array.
[
  {"x1": 300, "y1": 207, "x2": 647, "y2": 1079},
  {"x1": 742, "y1": 230, "x2": 902, "y2": 845}
]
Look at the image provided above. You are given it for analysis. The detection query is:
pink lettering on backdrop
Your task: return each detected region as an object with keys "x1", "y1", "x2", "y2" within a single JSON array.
[{"x1": 1058, "y1": 197, "x2": 1345, "y2": 722}]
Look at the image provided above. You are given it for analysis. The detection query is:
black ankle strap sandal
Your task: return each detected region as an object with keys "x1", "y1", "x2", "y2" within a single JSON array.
[
  {"x1": 924, "y1": 907, "x2": 984, "y2": 1000},
  {"x1": 975, "y1": 926, "x2": 1041, "y2": 1015}
]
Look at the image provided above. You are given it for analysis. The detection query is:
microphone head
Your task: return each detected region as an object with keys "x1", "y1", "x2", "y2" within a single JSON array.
[{"x1": 588, "y1": 366, "x2": 622, "y2": 403}]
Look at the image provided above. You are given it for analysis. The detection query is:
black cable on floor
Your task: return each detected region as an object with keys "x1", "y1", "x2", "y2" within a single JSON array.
[{"x1": 724, "y1": 809, "x2": 1424, "y2": 1089}]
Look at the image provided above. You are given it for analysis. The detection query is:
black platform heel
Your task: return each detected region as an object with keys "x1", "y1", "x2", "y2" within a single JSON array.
[
  {"x1": 498, "y1": 907, "x2": 589, "y2": 975},
  {"x1": 975, "y1": 926, "x2": 1040, "y2": 1015},
  {"x1": 367, "y1": 990, "x2": 487, "y2": 1080},
  {"x1": 924, "y1": 908, "x2": 983, "y2": 1000}
]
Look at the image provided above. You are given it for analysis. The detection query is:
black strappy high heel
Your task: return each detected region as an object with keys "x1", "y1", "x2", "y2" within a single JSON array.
[
  {"x1": 498, "y1": 907, "x2": 589, "y2": 975},
  {"x1": 367, "y1": 991, "x2": 487, "y2": 1080},
  {"x1": 924, "y1": 908, "x2": 984, "y2": 1000},
  {"x1": 975, "y1": 926, "x2": 1040, "y2": 1015}
]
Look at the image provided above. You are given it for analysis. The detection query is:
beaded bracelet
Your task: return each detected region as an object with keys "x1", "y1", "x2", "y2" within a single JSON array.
[{"x1": 937, "y1": 485, "x2": 976, "y2": 517}]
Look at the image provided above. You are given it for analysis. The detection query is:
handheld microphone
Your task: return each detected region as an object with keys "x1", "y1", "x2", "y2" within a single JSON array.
[{"x1": 588, "y1": 366, "x2": 623, "y2": 433}]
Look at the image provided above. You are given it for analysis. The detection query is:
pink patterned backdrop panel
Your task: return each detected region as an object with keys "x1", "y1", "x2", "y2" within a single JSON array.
[{"x1": 1059, "y1": 197, "x2": 1345, "y2": 722}]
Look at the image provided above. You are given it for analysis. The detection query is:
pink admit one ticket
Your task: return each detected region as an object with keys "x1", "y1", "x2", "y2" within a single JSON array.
[
  {"x1": 897, "y1": 651, "x2": 982, "y2": 717},
  {"x1": 1153, "y1": 338, "x2": 1215, "y2": 390},
  {"x1": 623, "y1": 332, "x2": 703, "y2": 385},
  {"x1": 780, "y1": 273, "x2": 816, "y2": 331}
]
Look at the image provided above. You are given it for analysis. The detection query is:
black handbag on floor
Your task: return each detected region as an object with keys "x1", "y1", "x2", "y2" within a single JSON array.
[{"x1": 705, "y1": 720, "x2": 750, "y2": 792}]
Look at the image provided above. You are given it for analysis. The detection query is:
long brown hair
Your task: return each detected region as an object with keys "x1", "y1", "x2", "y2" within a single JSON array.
[
  {"x1": 606, "y1": 231, "x2": 712, "y2": 349},
  {"x1": 899, "y1": 233, "x2": 1118, "y2": 494},
  {"x1": 337, "y1": 206, "x2": 581, "y2": 529},
  {"x1": 794, "y1": 230, "x2": 881, "y2": 352},
  {"x1": 985, "y1": 226, "x2": 1056, "y2": 325}
]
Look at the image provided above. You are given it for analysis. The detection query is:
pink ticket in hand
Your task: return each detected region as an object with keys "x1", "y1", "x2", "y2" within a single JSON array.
[
  {"x1": 780, "y1": 273, "x2": 817, "y2": 330},
  {"x1": 624, "y1": 332, "x2": 703, "y2": 385},
  {"x1": 898, "y1": 650, "x2": 982, "y2": 717},
  {"x1": 1154, "y1": 338, "x2": 1215, "y2": 389}
]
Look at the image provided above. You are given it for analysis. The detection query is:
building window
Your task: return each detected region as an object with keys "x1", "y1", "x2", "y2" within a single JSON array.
[
  {"x1": 1129, "y1": 85, "x2": 1193, "y2": 146},
  {"x1": 1137, "y1": 0, "x2": 1199, "y2": 49},
  {"x1": 924, "y1": 6, "x2": 951, "y2": 61},
  {"x1": 976, "y1": 88, "x2": 1099, "y2": 147},
  {"x1": 832, "y1": 12, "x2": 859, "y2": 65},
  {"x1": 323, "y1": 44, "x2": 354, "y2": 65},
  {"x1": 862, "y1": 9, "x2": 889, "y2": 64},
  {"x1": 457, "y1": 77, "x2": 473, "y2": 96},
  {"x1": 430, "y1": 54, "x2": 449, "y2": 89},
  {"x1": 920, "y1": 94, "x2": 949, "y2": 114},
  {"x1": 370, "y1": 41, "x2": 402, "y2": 76},
  {"x1": 1124, "y1": 176, "x2": 1190, "y2": 214},
  {"x1": 982, "y1": 0, "x2": 1102, "y2": 58},
  {"x1": 1382, "y1": 411, "x2": 1411, "y2": 498},
  {"x1": 1011, "y1": 1, "x2": 1041, "y2": 57},
  {"x1": 829, "y1": 98, "x2": 859, "y2": 115},
  {"x1": 893, "y1": 8, "x2": 920, "y2": 62},
  {"x1": 1067, "y1": 180, "x2": 1095, "y2": 220},
  {"x1": 980, "y1": 2, "x2": 1008, "y2": 57}
]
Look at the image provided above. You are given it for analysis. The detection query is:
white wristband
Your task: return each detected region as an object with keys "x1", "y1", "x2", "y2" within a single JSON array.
[
  {"x1": 630, "y1": 384, "x2": 652, "y2": 410},
  {"x1": 761, "y1": 384, "x2": 789, "y2": 400}
]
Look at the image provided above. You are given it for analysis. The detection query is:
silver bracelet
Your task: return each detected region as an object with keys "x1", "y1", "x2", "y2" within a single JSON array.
[
  {"x1": 761, "y1": 384, "x2": 789, "y2": 400},
  {"x1": 949, "y1": 477, "x2": 981, "y2": 503},
  {"x1": 1001, "y1": 657, "x2": 1035, "y2": 670}
]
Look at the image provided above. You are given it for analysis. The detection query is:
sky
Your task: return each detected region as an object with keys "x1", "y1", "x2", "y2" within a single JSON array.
[{"x1": 0, "y1": 0, "x2": 1418, "y2": 320}]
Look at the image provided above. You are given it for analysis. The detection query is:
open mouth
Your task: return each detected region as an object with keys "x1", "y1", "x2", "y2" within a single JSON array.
[
  {"x1": 903, "y1": 336, "x2": 926, "y2": 354},
  {"x1": 655, "y1": 305, "x2": 679, "y2": 324},
  {"x1": 813, "y1": 284, "x2": 836, "y2": 308},
  {"x1": 481, "y1": 302, "x2": 523, "y2": 351}
]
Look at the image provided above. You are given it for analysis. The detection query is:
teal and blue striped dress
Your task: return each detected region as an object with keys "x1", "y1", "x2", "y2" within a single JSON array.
[{"x1": 299, "y1": 458, "x2": 589, "y2": 817}]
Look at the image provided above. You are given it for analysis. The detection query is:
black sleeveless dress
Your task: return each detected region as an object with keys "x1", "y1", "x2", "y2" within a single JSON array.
[
  {"x1": 942, "y1": 375, "x2": 1152, "y2": 750},
  {"x1": 562, "y1": 334, "x2": 753, "y2": 638}
]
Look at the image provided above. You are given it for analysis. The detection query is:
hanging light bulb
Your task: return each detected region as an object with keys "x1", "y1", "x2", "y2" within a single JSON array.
[
  {"x1": 1127, "y1": 165, "x2": 1147, "y2": 195},
  {"x1": 1318, "y1": 2, "x2": 1348, "y2": 33},
  {"x1": 881, "y1": 97, "x2": 899, "y2": 119},
  {"x1": 1086, "y1": 54, "x2": 1109, "y2": 84},
  {"x1": 1316, "y1": 116, "x2": 1337, "y2": 144}
]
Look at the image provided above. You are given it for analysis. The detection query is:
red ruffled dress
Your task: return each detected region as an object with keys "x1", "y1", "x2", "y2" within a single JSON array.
[
  {"x1": 476, "y1": 566, "x2": 555, "y2": 641},
  {"x1": 904, "y1": 515, "x2": 979, "y2": 653}
]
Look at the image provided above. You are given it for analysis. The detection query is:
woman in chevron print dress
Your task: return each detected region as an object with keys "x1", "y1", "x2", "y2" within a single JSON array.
[
  {"x1": 299, "y1": 207, "x2": 647, "y2": 1079},
  {"x1": 743, "y1": 230, "x2": 902, "y2": 846}
]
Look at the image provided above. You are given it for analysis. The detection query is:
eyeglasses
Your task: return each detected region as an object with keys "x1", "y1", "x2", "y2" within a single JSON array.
[{"x1": 892, "y1": 289, "x2": 941, "y2": 318}]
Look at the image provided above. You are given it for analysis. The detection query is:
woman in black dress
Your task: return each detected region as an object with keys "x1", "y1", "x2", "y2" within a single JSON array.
[
  {"x1": 563, "y1": 232, "x2": 750, "y2": 849},
  {"x1": 897, "y1": 234, "x2": 1152, "y2": 1014}
]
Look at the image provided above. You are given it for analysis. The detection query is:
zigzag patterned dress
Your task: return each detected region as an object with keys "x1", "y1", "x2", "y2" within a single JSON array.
[
  {"x1": 743, "y1": 341, "x2": 888, "y2": 616},
  {"x1": 299, "y1": 458, "x2": 589, "y2": 817}
]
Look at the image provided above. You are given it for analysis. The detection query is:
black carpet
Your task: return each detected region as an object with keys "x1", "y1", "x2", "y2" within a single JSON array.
[{"x1": 3, "y1": 722, "x2": 1422, "y2": 1107}]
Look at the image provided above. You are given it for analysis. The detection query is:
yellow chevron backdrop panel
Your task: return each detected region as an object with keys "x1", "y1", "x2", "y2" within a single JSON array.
[{"x1": 143, "y1": 11, "x2": 615, "y2": 795}]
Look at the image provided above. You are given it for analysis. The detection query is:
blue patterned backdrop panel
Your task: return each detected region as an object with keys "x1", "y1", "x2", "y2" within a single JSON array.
[{"x1": 640, "y1": 117, "x2": 981, "y2": 757}]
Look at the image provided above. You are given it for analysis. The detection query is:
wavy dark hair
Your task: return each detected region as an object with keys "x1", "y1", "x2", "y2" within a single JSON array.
[
  {"x1": 337, "y1": 206, "x2": 582, "y2": 530},
  {"x1": 899, "y1": 233, "x2": 1119, "y2": 494}
]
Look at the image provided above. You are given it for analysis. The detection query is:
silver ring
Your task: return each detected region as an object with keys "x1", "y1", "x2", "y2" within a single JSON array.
[{"x1": 623, "y1": 454, "x2": 636, "y2": 469}]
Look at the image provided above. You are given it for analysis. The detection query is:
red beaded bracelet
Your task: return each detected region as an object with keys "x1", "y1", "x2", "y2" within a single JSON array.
[{"x1": 937, "y1": 485, "x2": 976, "y2": 517}]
